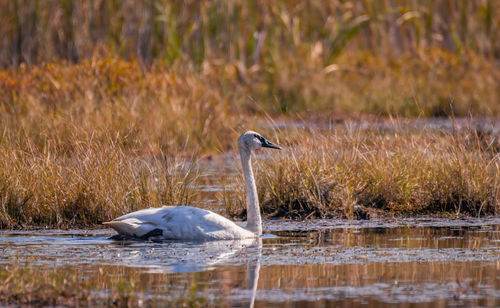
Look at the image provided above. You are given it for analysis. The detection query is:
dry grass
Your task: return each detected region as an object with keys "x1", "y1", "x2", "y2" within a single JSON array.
[
  {"x1": 0, "y1": 58, "x2": 244, "y2": 155},
  {"x1": 1, "y1": 1, "x2": 500, "y2": 227},
  {"x1": 0, "y1": 58, "x2": 242, "y2": 228},
  {"x1": 2, "y1": 1, "x2": 500, "y2": 119},
  {"x1": 0, "y1": 58, "x2": 499, "y2": 227},
  {"x1": 226, "y1": 125, "x2": 500, "y2": 219},
  {"x1": 241, "y1": 48, "x2": 500, "y2": 117},
  {"x1": 0, "y1": 137, "x2": 198, "y2": 228}
]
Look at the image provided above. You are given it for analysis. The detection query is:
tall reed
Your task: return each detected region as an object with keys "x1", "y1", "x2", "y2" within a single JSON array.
[{"x1": 1, "y1": 1, "x2": 498, "y2": 67}]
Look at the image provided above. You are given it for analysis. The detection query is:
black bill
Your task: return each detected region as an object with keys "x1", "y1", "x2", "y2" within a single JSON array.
[{"x1": 260, "y1": 136, "x2": 282, "y2": 150}]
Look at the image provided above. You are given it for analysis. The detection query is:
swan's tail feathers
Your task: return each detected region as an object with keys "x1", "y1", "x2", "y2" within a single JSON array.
[
  {"x1": 103, "y1": 220, "x2": 136, "y2": 236},
  {"x1": 103, "y1": 219, "x2": 162, "y2": 239}
]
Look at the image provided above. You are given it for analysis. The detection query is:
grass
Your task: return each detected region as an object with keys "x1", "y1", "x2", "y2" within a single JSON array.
[
  {"x1": 0, "y1": 58, "x2": 240, "y2": 228},
  {"x1": 0, "y1": 57, "x2": 499, "y2": 227},
  {"x1": 0, "y1": 58, "x2": 243, "y2": 156},
  {"x1": 2, "y1": 1, "x2": 500, "y2": 118},
  {"x1": 0, "y1": 1, "x2": 500, "y2": 227},
  {"x1": 1, "y1": 2, "x2": 499, "y2": 306},
  {"x1": 225, "y1": 124, "x2": 500, "y2": 219},
  {"x1": 0, "y1": 136, "x2": 198, "y2": 228}
]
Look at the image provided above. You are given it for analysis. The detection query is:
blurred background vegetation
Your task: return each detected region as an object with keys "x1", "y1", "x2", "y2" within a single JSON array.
[
  {"x1": 1, "y1": 0, "x2": 499, "y2": 117},
  {"x1": 1, "y1": 0, "x2": 499, "y2": 66}
]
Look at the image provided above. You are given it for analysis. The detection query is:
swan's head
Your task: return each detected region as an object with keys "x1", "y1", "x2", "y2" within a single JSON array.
[{"x1": 238, "y1": 131, "x2": 282, "y2": 152}]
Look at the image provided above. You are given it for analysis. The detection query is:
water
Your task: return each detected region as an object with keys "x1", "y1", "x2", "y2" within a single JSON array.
[{"x1": 1, "y1": 218, "x2": 500, "y2": 307}]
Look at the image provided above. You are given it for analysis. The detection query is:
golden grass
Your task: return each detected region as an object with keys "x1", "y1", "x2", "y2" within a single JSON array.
[
  {"x1": 0, "y1": 143, "x2": 198, "y2": 228},
  {"x1": 2, "y1": 1, "x2": 499, "y2": 119},
  {"x1": 0, "y1": 56, "x2": 499, "y2": 227},
  {"x1": 2, "y1": 1, "x2": 500, "y2": 119},
  {"x1": 226, "y1": 125, "x2": 500, "y2": 218},
  {"x1": 0, "y1": 58, "x2": 244, "y2": 228},
  {"x1": 250, "y1": 48, "x2": 500, "y2": 117},
  {"x1": 0, "y1": 58, "x2": 244, "y2": 156}
]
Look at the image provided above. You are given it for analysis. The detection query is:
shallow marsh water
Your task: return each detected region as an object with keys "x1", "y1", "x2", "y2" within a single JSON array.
[{"x1": 1, "y1": 218, "x2": 500, "y2": 307}]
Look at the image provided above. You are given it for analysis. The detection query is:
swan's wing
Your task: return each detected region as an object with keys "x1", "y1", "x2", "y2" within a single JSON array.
[
  {"x1": 104, "y1": 206, "x2": 253, "y2": 240},
  {"x1": 158, "y1": 206, "x2": 254, "y2": 239}
]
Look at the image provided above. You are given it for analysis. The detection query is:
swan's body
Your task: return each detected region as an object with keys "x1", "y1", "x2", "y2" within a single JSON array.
[
  {"x1": 104, "y1": 206, "x2": 255, "y2": 240},
  {"x1": 104, "y1": 131, "x2": 281, "y2": 241}
]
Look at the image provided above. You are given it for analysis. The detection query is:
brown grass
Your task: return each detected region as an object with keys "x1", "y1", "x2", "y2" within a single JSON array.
[
  {"x1": 226, "y1": 125, "x2": 500, "y2": 219},
  {"x1": 0, "y1": 138, "x2": 198, "y2": 228},
  {"x1": 1, "y1": 57, "x2": 500, "y2": 227},
  {"x1": 1, "y1": 1, "x2": 500, "y2": 227},
  {"x1": 2, "y1": 1, "x2": 500, "y2": 118}
]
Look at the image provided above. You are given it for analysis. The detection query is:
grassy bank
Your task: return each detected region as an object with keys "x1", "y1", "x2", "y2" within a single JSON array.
[
  {"x1": 226, "y1": 125, "x2": 500, "y2": 219},
  {"x1": 0, "y1": 143, "x2": 197, "y2": 228},
  {"x1": 4, "y1": 120, "x2": 499, "y2": 229},
  {"x1": 0, "y1": 59, "x2": 240, "y2": 228},
  {"x1": 2, "y1": 51, "x2": 499, "y2": 122},
  {"x1": 0, "y1": 58, "x2": 500, "y2": 227}
]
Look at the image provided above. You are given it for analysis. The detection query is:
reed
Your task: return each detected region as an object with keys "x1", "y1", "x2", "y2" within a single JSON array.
[
  {"x1": 3, "y1": 1, "x2": 499, "y2": 117},
  {"x1": 2, "y1": 1, "x2": 499, "y2": 118},
  {"x1": 1, "y1": 1, "x2": 498, "y2": 67}
]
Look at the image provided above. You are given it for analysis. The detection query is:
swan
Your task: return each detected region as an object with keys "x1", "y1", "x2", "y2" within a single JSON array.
[{"x1": 104, "y1": 131, "x2": 281, "y2": 240}]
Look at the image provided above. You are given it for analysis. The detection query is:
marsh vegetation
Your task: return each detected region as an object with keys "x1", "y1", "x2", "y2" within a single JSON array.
[
  {"x1": 2, "y1": 1, "x2": 500, "y2": 307},
  {"x1": 229, "y1": 124, "x2": 500, "y2": 220},
  {"x1": 1, "y1": 1, "x2": 500, "y2": 227}
]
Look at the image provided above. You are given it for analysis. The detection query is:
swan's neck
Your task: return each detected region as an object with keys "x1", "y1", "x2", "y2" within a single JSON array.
[{"x1": 239, "y1": 147, "x2": 262, "y2": 236}]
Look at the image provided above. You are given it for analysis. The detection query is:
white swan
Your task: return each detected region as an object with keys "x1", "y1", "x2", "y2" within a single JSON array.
[{"x1": 104, "y1": 131, "x2": 281, "y2": 240}]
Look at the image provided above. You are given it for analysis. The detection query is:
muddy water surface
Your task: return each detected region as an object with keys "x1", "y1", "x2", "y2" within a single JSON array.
[{"x1": 1, "y1": 218, "x2": 500, "y2": 307}]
